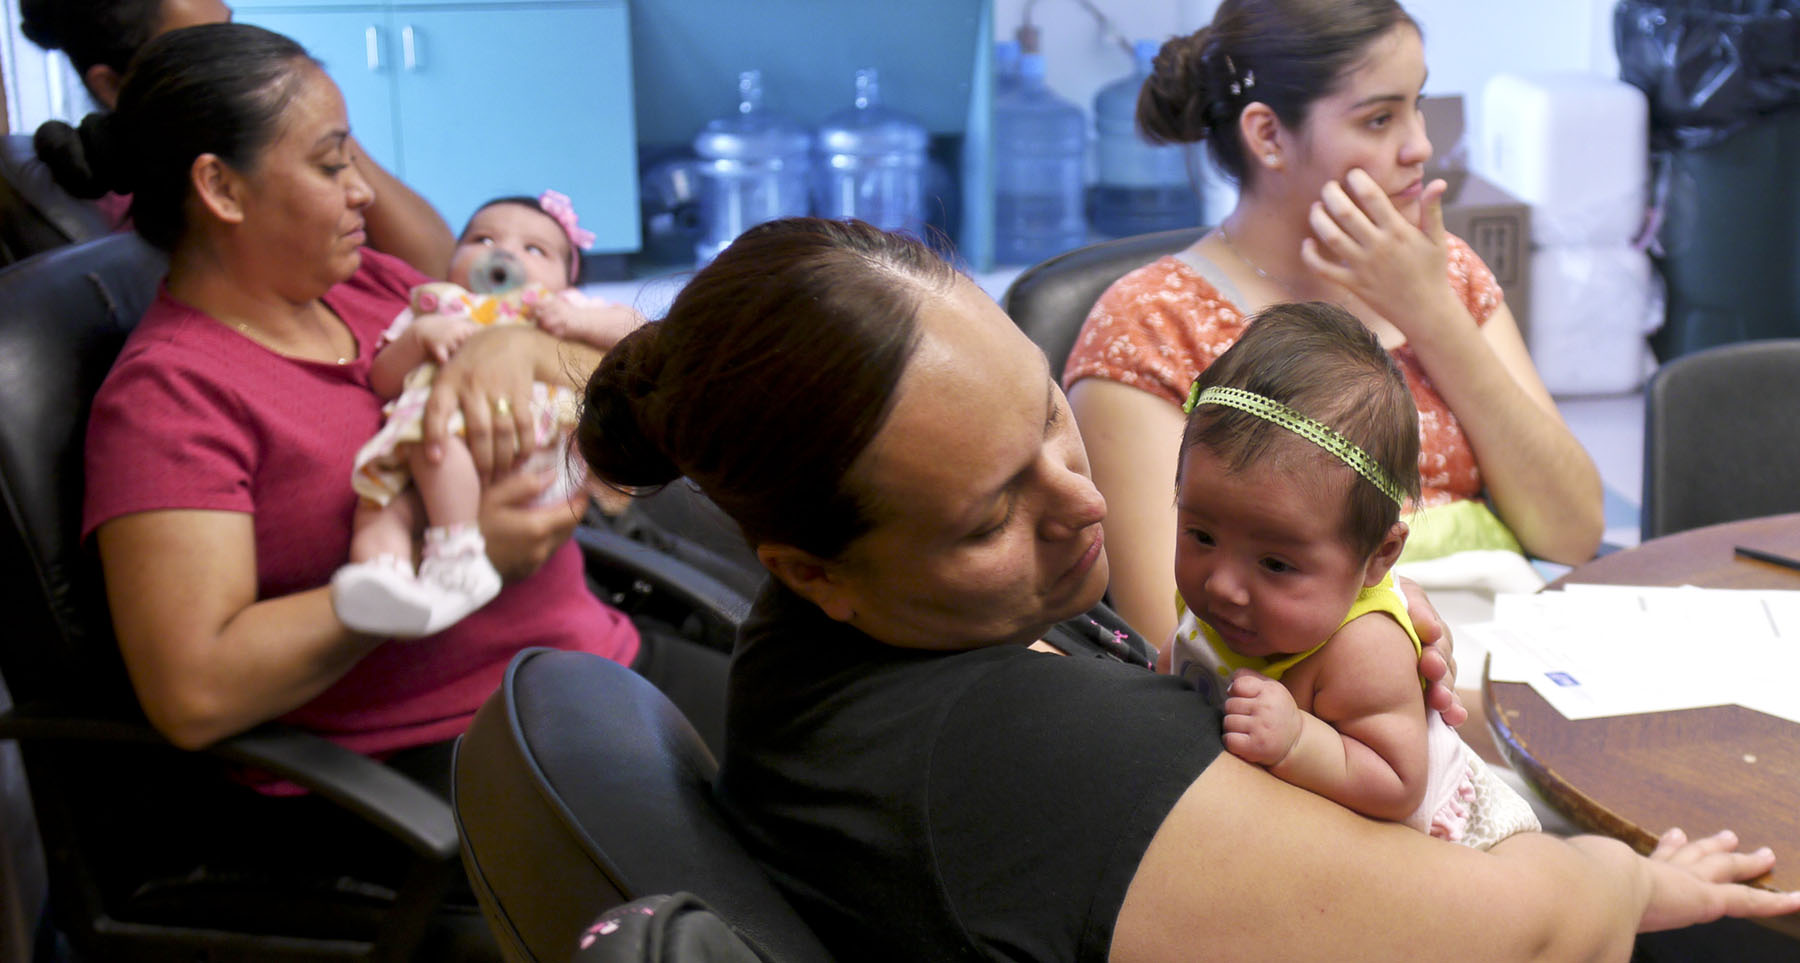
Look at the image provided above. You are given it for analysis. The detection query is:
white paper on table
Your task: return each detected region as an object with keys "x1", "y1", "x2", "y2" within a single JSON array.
[{"x1": 1475, "y1": 586, "x2": 1800, "y2": 721}]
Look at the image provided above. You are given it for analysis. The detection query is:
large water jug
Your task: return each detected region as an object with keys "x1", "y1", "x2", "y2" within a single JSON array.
[
  {"x1": 993, "y1": 40, "x2": 1022, "y2": 99},
  {"x1": 692, "y1": 69, "x2": 813, "y2": 263},
  {"x1": 1090, "y1": 40, "x2": 1202, "y2": 238},
  {"x1": 993, "y1": 53, "x2": 1088, "y2": 265},
  {"x1": 815, "y1": 68, "x2": 931, "y2": 234}
]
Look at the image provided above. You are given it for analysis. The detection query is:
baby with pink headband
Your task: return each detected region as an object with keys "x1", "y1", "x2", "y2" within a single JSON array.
[{"x1": 332, "y1": 190, "x2": 645, "y2": 638}]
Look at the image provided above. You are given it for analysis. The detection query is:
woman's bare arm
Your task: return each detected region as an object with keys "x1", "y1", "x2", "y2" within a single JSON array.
[
  {"x1": 1302, "y1": 170, "x2": 1603, "y2": 563},
  {"x1": 98, "y1": 510, "x2": 385, "y2": 749},
  {"x1": 1112, "y1": 754, "x2": 1800, "y2": 962},
  {"x1": 350, "y1": 137, "x2": 455, "y2": 279}
]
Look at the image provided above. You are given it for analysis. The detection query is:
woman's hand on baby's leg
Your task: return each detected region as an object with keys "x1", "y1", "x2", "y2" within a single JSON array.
[
  {"x1": 479, "y1": 465, "x2": 588, "y2": 582},
  {"x1": 1222, "y1": 669, "x2": 1303, "y2": 768}
]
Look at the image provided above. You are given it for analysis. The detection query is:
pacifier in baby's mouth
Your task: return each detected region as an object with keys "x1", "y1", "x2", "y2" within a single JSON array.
[{"x1": 468, "y1": 249, "x2": 528, "y2": 295}]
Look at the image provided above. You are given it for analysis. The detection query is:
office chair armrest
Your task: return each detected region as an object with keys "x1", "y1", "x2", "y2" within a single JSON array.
[
  {"x1": 218, "y1": 725, "x2": 458, "y2": 861},
  {"x1": 576, "y1": 524, "x2": 752, "y2": 649},
  {"x1": 0, "y1": 702, "x2": 456, "y2": 861}
]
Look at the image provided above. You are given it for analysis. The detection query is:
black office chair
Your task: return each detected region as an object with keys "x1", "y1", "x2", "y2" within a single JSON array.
[
  {"x1": 1641, "y1": 338, "x2": 1800, "y2": 540},
  {"x1": 0, "y1": 134, "x2": 116, "y2": 269},
  {"x1": 569, "y1": 893, "x2": 761, "y2": 962},
  {"x1": 577, "y1": 522, "x2": 753, "y2": 657},
  {"x1": 1000, "y1": 227, "x2": 1208, "y2": 374},
  {"x1": 605, "y1": 483, "x2": 768, "y2": 607},
  {"x1": 0, "y1": 234, "x2": 496, "y2": 961},
  {"x1": 453, "y1": 648, "x2": 834, "y2": 963}
]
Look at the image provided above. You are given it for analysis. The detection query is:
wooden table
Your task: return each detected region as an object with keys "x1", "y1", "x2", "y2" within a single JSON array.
[{"x1": 1485, "y1": 514, "x2": 1800, "y2": 938}]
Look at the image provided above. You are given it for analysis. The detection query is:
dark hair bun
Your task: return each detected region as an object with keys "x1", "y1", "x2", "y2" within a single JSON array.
[
  {"x1": 34, "y1": 113, "x2": 130, "y2": 199},
  {"x1": 1138, "y1": 28, "x2": 1217, "y2": 146},
  {"x1": 577, "y1": 321, "x2": 684, "y2": 490}
]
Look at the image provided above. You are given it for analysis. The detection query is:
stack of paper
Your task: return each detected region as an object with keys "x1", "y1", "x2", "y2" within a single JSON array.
[{"x1": 1468, "y1": 585, "x2": 1800, "y2": 723}]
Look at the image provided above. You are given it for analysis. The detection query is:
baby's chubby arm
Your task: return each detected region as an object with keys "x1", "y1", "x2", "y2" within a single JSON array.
[
  {"x1": 534, "y1": 294, "x2": 646, "y2": 352},
  {"x1": 1224, "y1": 614, "x2": 1431, "y2": 823},
  {"x1": 370, "y1": 313, "x2": 482, "y2": 398}
]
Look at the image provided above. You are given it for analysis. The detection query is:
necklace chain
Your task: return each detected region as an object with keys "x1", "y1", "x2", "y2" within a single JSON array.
[
  {"x1": 1217, "y1": 220, "x2": 1300, "y2": 299},
  {"x1": 233, "y1": 319, "x2": 351, "y2": 365}
]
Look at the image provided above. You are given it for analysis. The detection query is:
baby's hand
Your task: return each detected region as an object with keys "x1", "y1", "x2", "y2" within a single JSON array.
[
  {"x1": 535, "y1": 296, "x2": 646, "y2": 350},
  {"x1": 413, "y1": 314, "x2": 481, "y2": 363},
  {"x1": 1221, "y1": 668, "x2": 1302, "y2": 767}
]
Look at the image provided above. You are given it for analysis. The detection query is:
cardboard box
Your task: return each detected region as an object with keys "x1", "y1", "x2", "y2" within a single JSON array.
[{"x1": 1423, "y1": 95, "x2": 1533, "y2": 337}]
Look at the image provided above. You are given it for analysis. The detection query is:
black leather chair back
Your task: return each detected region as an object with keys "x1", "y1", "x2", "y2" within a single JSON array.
[
  {"x1": 1642, "y1": 338, "x2": 1800, "y2": 539},
  {"x1": 1000, "y1": 227, "x2": 1208, "y2": 375},
  {"x1": 0, "y1": 134, "x2": 117, "y2": 269},
  {"x1": 609, "y1": 483, "x2": 767, "y2": 604},
  {"x1": 0, "y1": 233, "x2": 165, "y2": 706},
  {"x1": 454, "y1": 648, "x2": 832, "y2": 963},
  {"x1": 0, "y1": 234, "x2": 496, "y2": 961}
]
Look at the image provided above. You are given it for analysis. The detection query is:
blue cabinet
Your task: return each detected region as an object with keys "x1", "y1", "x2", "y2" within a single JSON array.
[{"x1": 236, "y1": 0, "x2": 640, "y2": 253}]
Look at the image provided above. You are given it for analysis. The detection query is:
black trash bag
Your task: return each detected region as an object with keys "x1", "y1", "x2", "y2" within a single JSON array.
[{"x1": 1615, "y1": 0, "x2": 1800, "y2": 149}]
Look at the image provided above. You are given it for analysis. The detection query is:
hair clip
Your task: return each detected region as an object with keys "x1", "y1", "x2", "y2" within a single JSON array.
[{"x1": 1224, "y1": 56, "x2": 1254, "y2": 98}]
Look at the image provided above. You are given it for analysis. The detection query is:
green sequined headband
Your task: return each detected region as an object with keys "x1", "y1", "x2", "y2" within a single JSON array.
[{"x1": 1183, "y1": 383, "x2": 1406, "y2": 507}]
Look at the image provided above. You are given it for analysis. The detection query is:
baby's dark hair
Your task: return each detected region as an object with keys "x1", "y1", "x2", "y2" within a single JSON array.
[
  {"x1": 1181, "y1": 301, "x2": 1420, "y2": 558},
  {"x1": 464, "y1": 196, "x2": 582, "y2": 285}
]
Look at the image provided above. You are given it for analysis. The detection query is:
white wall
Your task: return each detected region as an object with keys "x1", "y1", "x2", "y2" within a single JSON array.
[{"x1": 993, "y1": 0, "x2": 1622, "y2": 217}]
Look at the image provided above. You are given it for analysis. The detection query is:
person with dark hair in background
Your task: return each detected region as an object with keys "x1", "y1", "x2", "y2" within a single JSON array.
[
  {"x1": 1063, "y1": 0, "x2": 1603, "y2": 674},
  {"x1": 577, "y1": 216, "x2": 1798, "y2": 963},
  {"x1": 19, "y1": 0, "x2": 455, "y2": 275}
]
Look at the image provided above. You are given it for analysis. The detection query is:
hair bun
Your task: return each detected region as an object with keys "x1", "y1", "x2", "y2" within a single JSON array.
[
  {"x1": 577, "y1": 321, "x2": 685, "y2": 490},
  {"x1": 1138, "y1": 28, "x2": 1217, "y2": 145},
  {"x1": 34, "y1": 112, "x2": 132, "y2": 199}
]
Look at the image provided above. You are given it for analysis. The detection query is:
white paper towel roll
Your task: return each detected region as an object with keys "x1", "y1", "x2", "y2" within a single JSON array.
[
  {"x1": 1478, "y1": 74, "x2": 1649, "y2": 247},
  {"x1": 1527, "y1": 245, "x2": 1658, "y2": 397}
]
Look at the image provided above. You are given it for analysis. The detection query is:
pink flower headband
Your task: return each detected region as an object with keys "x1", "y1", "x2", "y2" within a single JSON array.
[{"x1": 538, "y1": 189, "x2": 595, "y2": 281}]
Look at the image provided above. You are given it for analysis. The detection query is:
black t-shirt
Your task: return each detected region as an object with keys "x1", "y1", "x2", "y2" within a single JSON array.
[{"x1": 717, "y1": 584, "x2": 1225, "y2": 962}]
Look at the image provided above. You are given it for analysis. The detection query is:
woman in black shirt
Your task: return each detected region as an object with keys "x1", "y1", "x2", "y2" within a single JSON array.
[{"x1": 577, "y1": 217, "x2": 1799, "y2": 962}]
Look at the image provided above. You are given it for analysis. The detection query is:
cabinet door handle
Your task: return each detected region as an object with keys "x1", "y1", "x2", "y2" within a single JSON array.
[
  {"x1": 402, "y1": 25, "x2": 418, "y2": 71},
  {"x1": 365, "y1": 25, "x2": 381, "y2": 71}
]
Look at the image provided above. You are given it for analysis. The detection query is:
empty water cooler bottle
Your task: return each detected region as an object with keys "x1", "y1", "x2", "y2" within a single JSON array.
[
  {"x1": 815, "y1": 68, "x2": 931, "y2": 234},
  {"x1": 693, "y1": 69, "x2": 813, "y2": 264},
  {"x1": 993, "y1": 52, "x2": 1088, "y2": 265},
  {"x1": 994, "y1": 39, "x2": 1022, "y2": 99},
  {"x1": 1091, "y1": 40, "x2": 1202, "y2": 237}
]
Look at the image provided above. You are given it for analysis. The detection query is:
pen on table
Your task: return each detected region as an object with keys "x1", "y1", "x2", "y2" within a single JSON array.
[{"x1": 1733, "y1": 545, "x2": 1800, "y2": 573}]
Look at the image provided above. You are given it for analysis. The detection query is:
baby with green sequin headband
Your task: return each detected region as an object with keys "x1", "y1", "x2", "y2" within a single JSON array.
[{"x1": 1165, "y1": 301, "x2": 1538, "y2": 848}]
